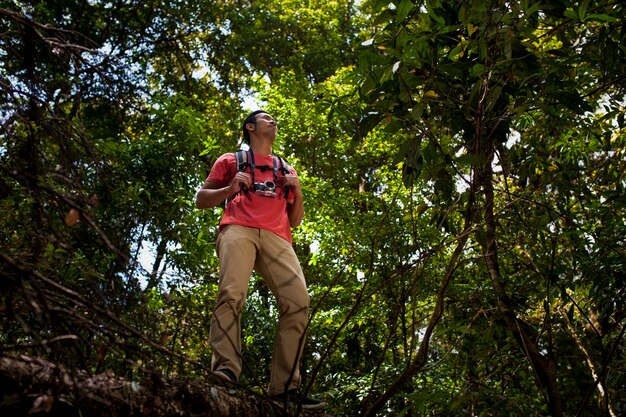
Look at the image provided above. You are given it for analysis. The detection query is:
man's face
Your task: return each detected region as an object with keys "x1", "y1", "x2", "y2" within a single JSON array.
[{"x1": 251, "y1": 113, "x2": 278, "y2": 137}]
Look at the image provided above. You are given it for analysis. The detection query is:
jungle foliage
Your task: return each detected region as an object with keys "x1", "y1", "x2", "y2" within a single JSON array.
[{"x1": 1, "y1": 0, "x2": 625, "y2": 416}]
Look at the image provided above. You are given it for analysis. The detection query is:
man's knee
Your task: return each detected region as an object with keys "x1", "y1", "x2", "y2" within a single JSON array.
[
  {"x1": 214, "y1": 295, "x2": 245, "y2": 317},
  {"x1": 277, "y1": 291, "x2": 309, "y2": 317}
]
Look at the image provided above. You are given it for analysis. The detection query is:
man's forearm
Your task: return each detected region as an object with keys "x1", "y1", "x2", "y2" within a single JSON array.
[
  {"x1": 195, "y1": 185, "x2": 231, "y2": 209},
  {"x1": 287, "y1": 192, "x2": 305, "y2": 228}
]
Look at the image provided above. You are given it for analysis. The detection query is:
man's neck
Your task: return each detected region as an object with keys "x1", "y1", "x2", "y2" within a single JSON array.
[{"x1": 249, "y1": 140, "x2": 273, "y2": 156}]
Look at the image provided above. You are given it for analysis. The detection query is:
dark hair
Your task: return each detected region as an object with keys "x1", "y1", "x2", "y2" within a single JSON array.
[{"x1": 242, "y1": 110, "x2": 267, "y2": 144}]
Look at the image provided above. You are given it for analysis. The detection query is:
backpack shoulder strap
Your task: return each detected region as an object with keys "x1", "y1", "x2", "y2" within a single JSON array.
[
  {"x1": 273, "y1": 156, "x2": 292, "y2": 200},
  {"x1": 226, "y1": 150, "x2": 253, "y2": 206},
  {"x1": 273, "y1": 156, "x2": 290, "y2": 175},
  {"x1": 234, "y1": 150, "x2": 249, "y2": 172},
  {"x1": 235, "y1": 150, "x2": 255, "y2": 182}
]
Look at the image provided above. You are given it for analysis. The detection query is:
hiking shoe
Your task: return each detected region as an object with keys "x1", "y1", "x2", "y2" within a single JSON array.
[
  {"x1": 271, "y1": 389, "x2": 328, "y2": 411},
  {"x1": 210, "y1": 368, "x2": 237, "y2": 385}
]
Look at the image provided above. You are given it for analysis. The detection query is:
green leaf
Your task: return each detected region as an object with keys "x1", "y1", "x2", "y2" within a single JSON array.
[
  {"x1": 374, "y1": 9, "x2": 396, "y2": 25},
  {"x1": 456, "y1": 153, "x2": 485, "y2": 167},
  {"x1": 402, "y1": 145, "x2": 423, "y2": 187},
  {"x1": 585, "y1": 13, "x2": 617, "y2": 23},
  {"x1": 397, "y1": 0, "x2": 415, "y2": 19},
  {"x1": 374, "y1": 0, "x2": 391, "y2": 11},
  {"x1": 427, "y1": 5, "x2": 445, "y2": 25},
  {"x1": 485, "y1": 84, "x2": 503, "y2": 113},
  {"x1": 448, "y1": 42, "x2": 465, "y2": 60},
  {"x1": 438, "y1": 63, "x2": 465, "y2": 79},
  {"x1": 563, "y1": 8, "x2": 579, "y2": 21},
  {"x1": 578, "y1": 1, "x2": 588, "y2": 21},
  {"x1": 469, "y1": 63, "x2": 485, "y2": 77},
  {"x1": 434, "y1": 168, "x2": 454, "y2": 201}
]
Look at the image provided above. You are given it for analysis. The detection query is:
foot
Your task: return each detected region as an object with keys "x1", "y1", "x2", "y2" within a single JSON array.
[{"x1": 271, "y1": 389, "x2": 328, "y2": 411}]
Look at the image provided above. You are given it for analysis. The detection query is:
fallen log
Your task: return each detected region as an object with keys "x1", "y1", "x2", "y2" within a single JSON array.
[{"x1": 0, "y1": 354, "x2": 331, "y2": 417}]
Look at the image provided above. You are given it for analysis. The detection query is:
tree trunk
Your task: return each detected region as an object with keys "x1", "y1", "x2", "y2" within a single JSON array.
[{"x1": 477, "y1": 137, "x2": 564, "y2": 417}]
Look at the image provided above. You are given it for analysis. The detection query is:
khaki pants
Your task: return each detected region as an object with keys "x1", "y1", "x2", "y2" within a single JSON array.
[{"x1": 210, "y1": 224, "x2": 309, "y2": 396}]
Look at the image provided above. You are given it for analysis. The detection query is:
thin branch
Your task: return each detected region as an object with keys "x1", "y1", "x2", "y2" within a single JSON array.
[{"x1": 361, "y1": 222, "x2": 472, "y2": 417}]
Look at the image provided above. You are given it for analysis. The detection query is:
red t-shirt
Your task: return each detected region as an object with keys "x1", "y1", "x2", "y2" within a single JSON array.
[{"x1": 206, "y1": 152, "x2": 297, "y2": 243}]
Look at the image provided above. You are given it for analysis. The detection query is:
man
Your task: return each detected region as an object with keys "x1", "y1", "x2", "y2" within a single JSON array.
[{"x1": 195, "y1": 110, "x2": 326, "y2": 410}]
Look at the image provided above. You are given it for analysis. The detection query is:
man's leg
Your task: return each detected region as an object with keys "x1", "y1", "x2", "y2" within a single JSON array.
[
  {"x1": 210, "y1": 225, "x2": 258, "y2": 379},
  {"x1": 255, "y1": 229, "x2": 310, "y2": 396}
]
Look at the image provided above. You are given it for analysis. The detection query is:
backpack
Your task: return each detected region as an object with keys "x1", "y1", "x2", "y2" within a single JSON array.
[{"x1": 233, "y1": 150, "x2": 291, "y2": 200}]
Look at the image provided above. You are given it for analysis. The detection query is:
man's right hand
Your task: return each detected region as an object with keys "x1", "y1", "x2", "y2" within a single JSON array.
[
  {"x1": 196, "y1": 172, "x2": 252, "y2": 209},
  {"x1": 230, "y1": 172, "x2": 252, "y2": 194}
]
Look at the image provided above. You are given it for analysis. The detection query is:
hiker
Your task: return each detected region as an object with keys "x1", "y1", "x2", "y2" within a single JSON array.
[{"x1": 195, "y1": 110, "x2": 326, "y2": 410}]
